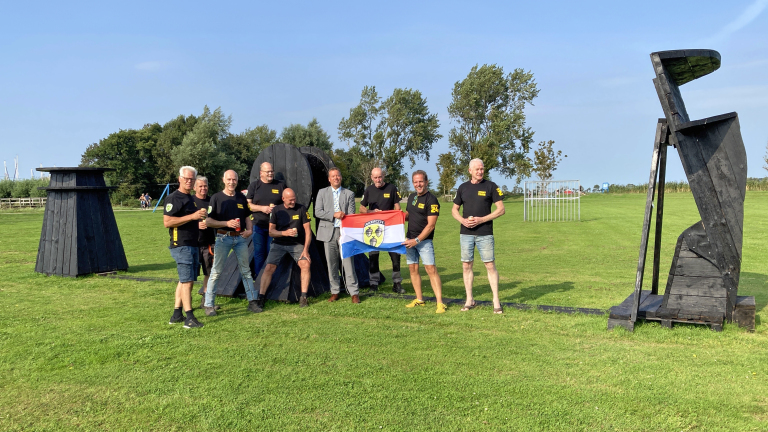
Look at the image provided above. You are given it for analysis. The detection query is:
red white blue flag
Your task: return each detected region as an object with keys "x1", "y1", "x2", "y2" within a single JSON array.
[{"x1": 339, "y1": 210, "x2": 406, "y2": 259}]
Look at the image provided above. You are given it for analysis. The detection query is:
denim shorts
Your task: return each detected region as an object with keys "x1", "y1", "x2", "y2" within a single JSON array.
[
  {"x1": 169, "y1": 245, "x2": 199, "y2": 283},
  {"x1": 460, "y1": 234, "x2": 495, "y2": 262},
  {"x1": 406, "y1": 239, "x2": 436, "y2": 266}
]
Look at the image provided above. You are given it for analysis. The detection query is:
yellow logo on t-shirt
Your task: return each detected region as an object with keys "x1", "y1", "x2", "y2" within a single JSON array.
[
  {"x1": 497, "y1": 188, "x2": 503, "y2": 196},
  {"x1": 272, "y1": 189, "x2": 279, "y2": 194},
  {"x1": 430, "y1": 205, "x2": 439, "y2": 213},
  {"x1": 418, "y1": 203, "x2": 425, "y2": 209},
  {"x1": 237, "y1": 204, "x2": 244, "y2": 209},
  {"x1": 306, "y1": 211, "x2": 311, "y2": 220},
  {"x1": 478, "y1": 191, "x2": 487, "y2": 196},
  {"x1": 383, "y1": 193, "x2": 390, "y2": 198},
  {"x1": 292, "y1": 215, "x2": 299, "y2": 220}
]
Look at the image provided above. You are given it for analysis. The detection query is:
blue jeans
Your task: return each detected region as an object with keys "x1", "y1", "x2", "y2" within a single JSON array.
[
  {"x1": 252, "y1": 225, "x2": 272, "y2": 277},
  {"x1": 205, "y1": 234, "x2": 257, "y2": 306}
]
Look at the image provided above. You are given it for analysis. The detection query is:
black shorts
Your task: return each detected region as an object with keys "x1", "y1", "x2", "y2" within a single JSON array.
[{"x1": 198, "y1": 244, "x2": 214, "y2": 276}]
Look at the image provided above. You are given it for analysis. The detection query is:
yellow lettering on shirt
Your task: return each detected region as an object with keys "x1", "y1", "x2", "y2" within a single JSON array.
[
  {"x1": 272, "y1": 189, "x2": 279, "y2": 194},
  {"x1": 478, "y1": 191, "x2": 486, "y2": 196},
  {"x1": 431, "y1": 205, "x2": 439, "y2": 213},
  {"x1": 383, "y1": 193, "x2": 390, "y2": 198},
  {"x1": 306, "y1": 211, "x2": 311, "y2": 220},
  {"x1": 292, "y1": 215, "x2": 300, "y2": 220},
  {"x1": 418, "y1": 203, "x2": 425, "y2": 209},
  {"x1": 173, "y1": 228, "x2": 178, "y2": 241},
  {"x1": 237, "y1": 204, "x2": 244, "y2": 209},
  {"x1": 497, "y1": 188, "x2": 504, "y2": 196}
]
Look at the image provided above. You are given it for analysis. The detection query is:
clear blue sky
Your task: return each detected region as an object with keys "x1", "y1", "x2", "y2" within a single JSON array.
[{"x1": 2, "y1": 0, "x2": 767, "y2": 190}]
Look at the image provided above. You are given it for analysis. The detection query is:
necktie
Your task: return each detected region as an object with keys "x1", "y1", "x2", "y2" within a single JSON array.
[{"x1": 333, "y1": 188, "x2": 341, "y2": 228}]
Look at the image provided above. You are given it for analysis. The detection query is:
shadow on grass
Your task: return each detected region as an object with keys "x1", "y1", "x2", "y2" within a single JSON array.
[
  {"x1": 126, "y1": 262, "x2": 177, "y2": 273},
  {"x1": 504, "y1": 281, "x2": 575, "y2": 304},
  {"x1": 738, "y1": 272, "x2": 768, "y2": 312}
]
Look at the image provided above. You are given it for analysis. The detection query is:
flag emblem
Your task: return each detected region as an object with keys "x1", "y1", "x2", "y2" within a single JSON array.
[{"x1": 363, "y1": 219, "x2": 385, "y2": 247}]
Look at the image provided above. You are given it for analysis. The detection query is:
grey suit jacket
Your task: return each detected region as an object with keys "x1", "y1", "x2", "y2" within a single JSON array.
[{"x1": 315, "y1": 186, "x2": 355, "y2": 242}]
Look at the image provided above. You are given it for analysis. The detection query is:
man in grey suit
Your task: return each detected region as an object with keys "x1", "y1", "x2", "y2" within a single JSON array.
[{"x1": 315, "y1": 167, "x2": 360, "y2": 303}]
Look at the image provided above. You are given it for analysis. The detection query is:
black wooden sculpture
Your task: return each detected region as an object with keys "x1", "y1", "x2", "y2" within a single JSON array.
[
  {"x1": 35, "y1": 167, "x2": 128, "y2": 277},
  {"x1": 209, "y1": 144, "x2": 372, "y2": 302},
  {"x1": 609, "y1": 50, "x2": 755, "y2": 332}
]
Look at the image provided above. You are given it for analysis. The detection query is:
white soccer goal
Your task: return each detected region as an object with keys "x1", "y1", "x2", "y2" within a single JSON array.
[{"x1": 524, "y1": 180, "x2": 581, "y2": 222}]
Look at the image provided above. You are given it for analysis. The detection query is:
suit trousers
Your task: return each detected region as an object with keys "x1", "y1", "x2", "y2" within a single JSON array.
[{"x1": 324, "y1": 227, "x2": 359, "y2": 295}]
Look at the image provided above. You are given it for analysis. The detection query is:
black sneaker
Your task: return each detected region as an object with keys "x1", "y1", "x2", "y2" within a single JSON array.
[
  {"x1": 247, "y1": 300, "x2": 263, "y2": 313},
  {"x1": 393, "y1": 282, "x2": 405, "y2": 294},
  {"x1": 299, "y1": 295, "x2": 308, "y2": 308},
  {"x1": 370, "y1": 284, "x2": 378, "y2": 292},
  {"x1": 183, "y1": 316, "x2": 204, "y2": 328},
  {"x1": 203, "y1": 306, "x2": 217, "y2": 317},
  {"x1": 169, "y1": 310, "x2": 184, "y2": 324}
]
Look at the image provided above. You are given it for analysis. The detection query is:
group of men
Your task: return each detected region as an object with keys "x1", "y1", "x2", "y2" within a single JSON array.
[{"x1": 163, "y1": 158, "x2": 505, "y2": 328}]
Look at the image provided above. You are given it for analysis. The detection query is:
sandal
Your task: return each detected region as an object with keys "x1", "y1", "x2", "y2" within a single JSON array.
[
  {"x1": 493, "y1": 306, "x2": 504, "y2": 314},
  {"x1": 460, "y1": 301, "x2": 477, "y2": 312}
]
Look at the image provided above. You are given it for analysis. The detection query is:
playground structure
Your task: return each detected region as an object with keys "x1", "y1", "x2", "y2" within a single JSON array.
[{"x1": 609, "y1": 50, "x2": 755, "y2": 332}]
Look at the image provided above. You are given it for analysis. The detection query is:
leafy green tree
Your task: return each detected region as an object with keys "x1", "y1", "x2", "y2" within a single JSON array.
[
  {"x1": 80, "y1": 126, "x2": 161, "y2": 203},
  {"x1": 436, "y1": 152, "x2": 459, "y2": 196},
  {"x1": 224, "y1": 125, "x2": 278, "y2": 187},
  {"x1": 153, "y1": 114, "x2": 198, "y2": 184},
  {"x1": 338, "y1": 86, "x2": 441, "y2": 186},
  {"x1": 170, "y1": 106, "x2": 240, "y2": 193},
  {"x1": 279, "y1": 118, "x2": 333, "y2": 153},
  {"x1": 440, "y1": 64, "x2": 539, "y2": 183},
  {"x1": 531, "y1": 140, "x2": 566, "y2": 181}
]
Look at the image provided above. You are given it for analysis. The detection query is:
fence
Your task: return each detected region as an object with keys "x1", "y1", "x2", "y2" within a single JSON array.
[
  {"x1": 0, "y1": 197, "x2": 47, "y2": 209},
  {"x1": 524, "y1": 180, "x2": 580, "y2": 222}
]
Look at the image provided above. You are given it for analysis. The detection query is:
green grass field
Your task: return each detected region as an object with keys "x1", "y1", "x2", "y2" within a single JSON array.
[{"x1": 1, "y1": 192, "x2": 767, "y2": 431}]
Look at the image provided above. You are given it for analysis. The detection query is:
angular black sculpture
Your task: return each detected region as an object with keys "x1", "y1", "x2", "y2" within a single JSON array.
[
  {"x1": 35, "y1": 167, "x2": 128, "y2": 277},
  {"x1": 608, "y1": 50, "x2": 755, "y2": 332}
]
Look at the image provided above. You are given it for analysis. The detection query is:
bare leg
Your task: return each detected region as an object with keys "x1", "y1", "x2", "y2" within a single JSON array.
[
  {"x1": 179, "y1": 282, "x2": 193, "y2": 312},
  {"x1": 424, "y1": 265, "x2": 443, "y2": 304},
  {"x1": 409, "y1": 263, "x2": 423, "y2": 300},
  {"x1": 260, "y1": 264, "x2": 277, "y2": 295},
  {"x1": 462, "y1": 261, "x2": 474, "y2": 306},
  {"x1": 484, "y1": 261, "x2": 501, "y2": 309},
  {"x1": 299, "y1": 261, "x2": 311, "y2": 293},
  {"x1": 174, "y1": 282, "x2": 183, "y2": 308}
]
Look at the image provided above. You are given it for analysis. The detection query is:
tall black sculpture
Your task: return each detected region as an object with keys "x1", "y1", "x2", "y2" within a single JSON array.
[
  {"x1": 210, "y1": 144, "x2": 371, "y2": 302},
  {"x1": 35, "y1": 167, "x2": 128, "y2": 277},
  {"x1": 609, "y1": 50, "x2": 755, "y2": 332}
]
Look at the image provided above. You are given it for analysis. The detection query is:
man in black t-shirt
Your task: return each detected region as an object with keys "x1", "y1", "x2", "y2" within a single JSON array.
[
  {"x1": 451, "y1": 158, "x2": 506, "y2": 314},
  {"x1": 163, "y1": 165, "x2": 207, "y2": 328},
  {"x1": 246, "y1": 162, "x2": 285, "y2": 278},
  {"x1": 202, "y1": 170, "x2": 257, "y2": 316},
  {"x1": 360, "y1": 167, "x2": 404, "y2": 294},
  {"x1": 402, "y1": 170, "x2": 446, "y2": 314},
  {"x1": 252, "y1": 188, "x2": 313, "y2": 311},
  {"x1": 192, "y1": 176, "x2": 217, "y2": 309}
]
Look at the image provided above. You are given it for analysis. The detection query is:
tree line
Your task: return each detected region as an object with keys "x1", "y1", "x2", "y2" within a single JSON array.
[{"x1": 81, "y1": 64, "x2": 566, "y2": 203}]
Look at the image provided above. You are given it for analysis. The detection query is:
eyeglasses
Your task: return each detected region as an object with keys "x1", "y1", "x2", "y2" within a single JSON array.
[
  {"x1": 261, "y1": 170, "x2": 274, "y2": 174},
  {"x1": 181, "y1": 177, "x2": 195, "y2": 182}
]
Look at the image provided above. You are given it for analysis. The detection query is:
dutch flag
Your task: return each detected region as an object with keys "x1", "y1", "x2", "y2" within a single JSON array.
[{"x1": 339, "y1": 210, "x2": 407, "y2": 259}]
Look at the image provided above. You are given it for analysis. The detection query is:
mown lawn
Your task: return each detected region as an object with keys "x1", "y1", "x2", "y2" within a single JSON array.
[{"x1": 1, "y1": 192, "x2": 767, "y2": 431}]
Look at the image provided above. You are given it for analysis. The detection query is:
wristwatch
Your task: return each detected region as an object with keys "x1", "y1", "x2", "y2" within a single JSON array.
[{"x1": 414, "y1": 238, "x2": 421, "y2": 244}]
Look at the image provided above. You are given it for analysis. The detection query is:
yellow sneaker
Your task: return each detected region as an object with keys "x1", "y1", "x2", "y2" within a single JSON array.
[
  {"x1": 405, "y1": 299, "x2": 426, "y2": 308},
  {"x1": 436, "y1": 303, "x2": 447, "y2": 314}
]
